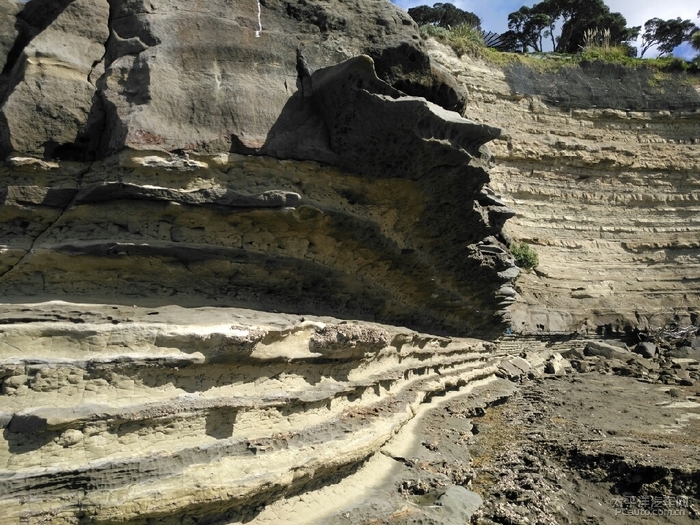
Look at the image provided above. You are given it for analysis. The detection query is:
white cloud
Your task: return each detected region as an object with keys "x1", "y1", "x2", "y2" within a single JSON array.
[{"x1": 606, "y1": 0, "x2": 697, "y2": 31}]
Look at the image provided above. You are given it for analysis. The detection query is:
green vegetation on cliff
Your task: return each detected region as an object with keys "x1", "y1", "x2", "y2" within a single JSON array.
[
  {"x1": 412, "y1": 1, "x2": 699, "y2": 75},
  {"x1": 421, "y1": 24, "x2": 700, "y2": 81},
  {"x1": 510, "y1": 242, "x2": 539, "y2": 271}
]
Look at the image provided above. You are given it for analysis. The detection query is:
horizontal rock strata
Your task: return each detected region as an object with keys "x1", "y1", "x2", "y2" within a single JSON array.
[
  {"x1": 0, "y1": 302, "x2": 504, "y2": 523},
  {"x1": 0, "y1": 144, "x2": 513, "y2": 336},
  {"x1": 428, "y1": 41, "x2": 700, "y2": 333}
]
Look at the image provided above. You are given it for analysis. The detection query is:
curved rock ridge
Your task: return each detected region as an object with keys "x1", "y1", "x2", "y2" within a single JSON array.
[
  {"x1": 0, "y1": 1, "x2": 514, "y2": 337},
  {"x1": 0, "y1": 302, "x2": 503, "y2": 524},
  {"x1": 0, "y1": 0, "x2": 466, "y2": 160},
  {"x1": 427, "y1": 41, "x2": 700, "y2": 333},
  {"x1": 0, "y1": 144, "x2": 514, "y2": 337}
]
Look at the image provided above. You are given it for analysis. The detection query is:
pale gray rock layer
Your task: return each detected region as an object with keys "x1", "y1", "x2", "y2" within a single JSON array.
[{"x1": 0, "y1": 302, "x2": 505, "y2": 524}]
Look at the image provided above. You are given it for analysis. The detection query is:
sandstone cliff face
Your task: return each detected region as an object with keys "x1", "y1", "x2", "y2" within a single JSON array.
[
  {"x1": 0, "y1": 2, "x2": 515, "y2": 522},
  {"x1": 428, "y1": 41, "x2": 700, "y2": 334},
  {"x1": 0, "y1": 0, "x2": 515, "y2": 337}
]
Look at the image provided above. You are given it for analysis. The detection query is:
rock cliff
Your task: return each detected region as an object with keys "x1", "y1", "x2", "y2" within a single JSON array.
[
  {"x1": 0, "y1": 303, "x2": 505, "y2": 523},
  {"x1": 5, "y1": 1, "x2": 697, "y2": 521},
  {"x1": 0, "y1": 0, "x2": 515, "y2": 522},
  {"x1": 0, "y1": 0, "x2": 515, "y2": 337},
  {"x1": 427, "y1": 41, "x2": 700, "y2": 334}
]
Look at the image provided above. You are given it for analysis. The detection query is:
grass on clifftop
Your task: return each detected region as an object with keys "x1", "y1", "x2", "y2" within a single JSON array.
[
  {"x1": 420, "y1": 24, "x2": 700, "y2": 80},
  {"x1": 420, "y1": 24, "x2": 485, "y2": 57}
]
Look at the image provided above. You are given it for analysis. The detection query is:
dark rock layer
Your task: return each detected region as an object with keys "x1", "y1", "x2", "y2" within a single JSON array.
[{"x1": 0, "y1": 0, "x2": 468, "y2": 160}]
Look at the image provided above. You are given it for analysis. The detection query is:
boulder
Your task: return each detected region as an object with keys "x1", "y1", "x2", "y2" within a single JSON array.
[
  {"x1": 498, "y1": 359, "x2": 526, "y2": 380},
  {"x1": 633, "y1": 342, "x2": 657, "y2": 359},
  {"x1": 584, "y1": 341, "x2": 634, "y2": 361},
  {"x1": 545, "y1": 353, "x2": 571, "y2": 375}
]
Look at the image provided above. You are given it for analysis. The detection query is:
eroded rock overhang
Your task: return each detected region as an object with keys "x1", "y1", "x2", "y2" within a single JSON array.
[{"x1": 0, "y1": 0, "x2": 517, "y2": 337}]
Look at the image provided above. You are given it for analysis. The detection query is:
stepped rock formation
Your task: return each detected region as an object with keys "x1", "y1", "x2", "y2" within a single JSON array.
[
  {"x1": 0, "y1": 303, "x2": 506, "y2": 523},
  {"x1": 0, "y1": 0, "x2": 515, "y2": 522},
  {"x1": 427, "y1": 41, "x2": 700, "y2": 334}
]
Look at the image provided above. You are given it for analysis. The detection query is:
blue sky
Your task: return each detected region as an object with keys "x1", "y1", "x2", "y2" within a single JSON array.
[{"x1": 391, "y1": 0, "x2": 699, "y2": 59}]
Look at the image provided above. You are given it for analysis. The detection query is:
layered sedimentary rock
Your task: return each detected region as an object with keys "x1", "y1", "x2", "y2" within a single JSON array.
[
  {"x1": 428, "y1": 41, "x2": 700, "y2": 333},
  {"x1": 0, "y1": 1, "x2": 514, "y2": 522},
  {"x1": 0, "y1": 303, "x2": 504, "y2": 523},
  {"x1": 0, "y1": 139, "x2": 512, "y2": 337},
  {"x1": 0, "y1": 0, "x2": 514, "y2": 336}
]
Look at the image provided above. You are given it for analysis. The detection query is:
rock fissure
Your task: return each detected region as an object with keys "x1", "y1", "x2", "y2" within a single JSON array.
[{"x1": 0, "y1": 160, "x2": 95, "y2": 282}]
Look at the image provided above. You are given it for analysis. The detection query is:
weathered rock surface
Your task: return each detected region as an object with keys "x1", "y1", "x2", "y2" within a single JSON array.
[
  {"x1": 469, "y1": 367, "x2": 700, "y2": 525},
  {"x1": 7, "y1": 2, "x2": 699, "y2": 523},
  {"x1": 0, "y1": 2, "x2": 512, "y2": 337},
  {"x1": 0, "y1": 2, "x2": 517, "y2": 522},
  {"x1": 0, "y1": 0, "x2": 109, "y2": 158},
  {"x1": 427, "y1": 41, "x2": 700, "y2": 334},
  {"x1": 0, "y1": 302, "x2": 504, "y2": 523},
  {"x1": 0, "y1": 0, "x2": 466, "y2": 160},
  {"x1": 0, "y1": 0, "x2": 19, "y2": 75},
  {"x1": 0, "y1": 143, "x2": 512, "y2": 337}
]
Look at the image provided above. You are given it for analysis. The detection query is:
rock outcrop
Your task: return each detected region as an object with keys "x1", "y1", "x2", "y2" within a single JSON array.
[
  {"x1": 0, "y1": 140, "x2": 513, "y2": 337},
  {"x1": 427, "y1": 41, "x2": 700, "y2": 333},
  {"x1": 0, "y1": 0, "x2": 466, "y2": 159},
  {"x1": 0, "y1": 302, "x2": 504, "y2": 523},
  {"x1": 0, "y1": 1, "x2": 515, "y2": 522},
  {"x1": 0, "y1": 0, "x2": 513, "y2": 337}
]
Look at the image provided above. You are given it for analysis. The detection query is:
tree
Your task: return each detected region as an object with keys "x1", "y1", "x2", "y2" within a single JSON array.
[
  {"x1": 407, "y1": 3, "x2": 481, "y2": 30},
  {"x1": 693, "y1": 30, "x2": 700, "y2": 52},
  {"x1": 506, "y1": 6, "x2": 552, "y2": 52},
  {"x1": 640, "y1": 18, "x2": 699, "y2": 57},
  {"x1": 510, "y1": 0, "x2": 640, "y2": 54}
]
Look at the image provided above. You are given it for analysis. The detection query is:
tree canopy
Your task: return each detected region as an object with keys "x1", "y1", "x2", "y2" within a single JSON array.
[
  {"x1": 504, "y1": 0, "x2": 640, "y2": 54},
  {"x1": 639, "y1": 18, "x2": 699, "y2": 58},
  {"x1": 504, "y1": 6, "x2": 553, "y2": 52},
  {"x1": 409, "y1": 1, "x2": 699, "y2": 60},
  {"x1": 407, "y1": 3, "x2": 481, "y2": 30}
]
